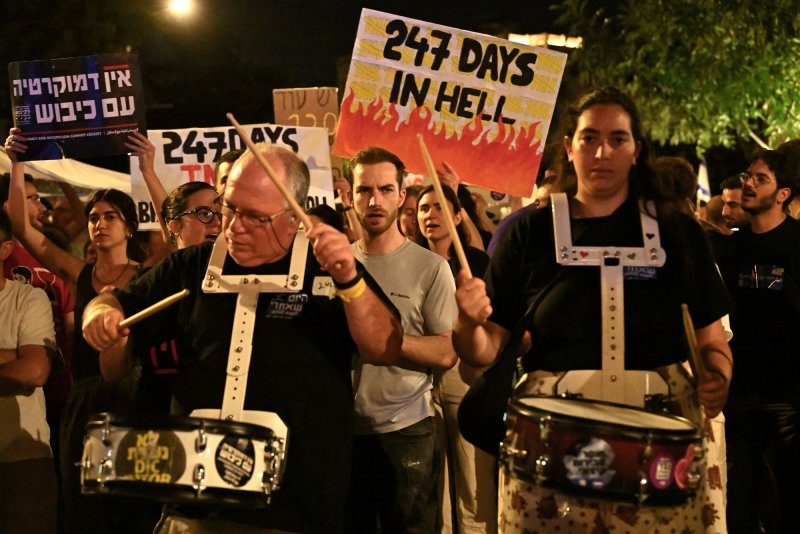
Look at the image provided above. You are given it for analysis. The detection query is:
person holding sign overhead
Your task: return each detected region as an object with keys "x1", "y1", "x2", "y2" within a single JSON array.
[
  {"x1": 82, "y1": 142, "x2": 402, "y2": 533},
  {"x1": 453, "y1": 87, "x2": 732, "y2": 533}
]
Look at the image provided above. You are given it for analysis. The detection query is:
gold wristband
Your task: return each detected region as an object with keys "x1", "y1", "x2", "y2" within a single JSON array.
[
  {"x1": 336, "y1": 278, "x2": 367, "y2": 303},
  {"x1": 82, "y1": 303, "x2": 115, "y2": 329}
]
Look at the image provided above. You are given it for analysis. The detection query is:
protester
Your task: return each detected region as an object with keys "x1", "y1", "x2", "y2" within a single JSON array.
[
  {"x1": 83, "y1": 143, "x2": 402, "y2": 533},
  {"x1": 347, "y1": 146, "x2": 456, "y2": 533},
  {"x1": 720, "y1": 176, "x2": 750, "y2": 231},
  {"x1": 0, "y1": 209, "x2": 58, "y2": 534},
  {"x1": 453, "y1": 87, "x2": 732, "y2": 533},
  {"x1": 5, "y1": 129, "x2": 141, "y2": 533},
  {"x1": 414, "y1": 183, "x2": 495, "y2": 533},
  {"x1": 715, "y1": 150, "x2": 800, "y2": 534},
  {"x1": 398, "y1": 184, "x2": 423, "y2": 240},
  {"x1": 214, "y1": 148, "x2": 245, "y2": 197},
  {"x1": 1, "y1": 170, "x2": 75, "y2": 507}
]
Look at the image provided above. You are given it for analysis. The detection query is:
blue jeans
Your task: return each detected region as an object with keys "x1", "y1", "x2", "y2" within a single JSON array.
[{"x1": 349, "y1": 417, "x2": 440, "y2": 534}]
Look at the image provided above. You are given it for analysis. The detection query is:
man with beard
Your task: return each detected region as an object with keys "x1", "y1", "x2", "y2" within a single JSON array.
[
  {"x1": 715, "y1": 149, "x2": 800, "y2": 533},
  {"x1": 347, "y1": 146, "x2": 457, "y2": 533}
]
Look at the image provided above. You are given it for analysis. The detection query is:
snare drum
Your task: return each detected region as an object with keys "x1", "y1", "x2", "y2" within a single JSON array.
[
  {"x1": 500, "y1": 396, "x2": 704, "y2": 506},
  {"x1": 81, "y1": 413, "x2": 287, "y2": 507}
]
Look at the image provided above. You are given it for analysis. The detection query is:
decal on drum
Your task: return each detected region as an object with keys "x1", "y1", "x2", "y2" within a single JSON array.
[
  {"x1": 563, "y1": 437, "x2": 616, "y2": 489},
  {"x1": 215, "y1": 436, "x2": 255, "y2": 487},
  {"x1": 115, "y1": 429, "x2": 186, "y2": 483},
  {"x1": 650, "y1": 454, "x2": 675, "y2": 489}
]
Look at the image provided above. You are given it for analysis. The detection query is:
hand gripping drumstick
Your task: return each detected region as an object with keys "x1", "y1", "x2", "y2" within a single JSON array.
[
  {"x1": 118, "y1": 289, "x2": 190, "y2": 329},
  {"x1": 417, "y1": 134, "x2": 472, "y2": 278},
  {"x1": 681, "y1": 303, "x2": 707, "y2": 382},
  {"x1": 226, "y1": 113, "x2": 341, "y2": 271}
]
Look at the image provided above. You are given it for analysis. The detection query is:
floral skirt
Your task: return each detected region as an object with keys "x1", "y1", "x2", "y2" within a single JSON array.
[{"x1": 498, "y1": 364, "x2": 727, "y2": 533}]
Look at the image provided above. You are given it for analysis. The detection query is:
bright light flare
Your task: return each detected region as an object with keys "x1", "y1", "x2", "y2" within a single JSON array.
[{"x1": 168, "y1": 0, "x2": 194, "y2": 16}]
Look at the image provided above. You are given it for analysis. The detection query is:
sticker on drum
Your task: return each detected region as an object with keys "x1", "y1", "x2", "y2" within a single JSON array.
[
  {"x1": 215, "y1": 436, "x2": 256, "y2": 487},
  {"x1": 114, "y1": 429, "x2": 186, "y2": 484},
  {"x1": 650, "y1": 455, "x2": 674, "y2": 489},
  {"x1": 563, "y1": 437, "x2": 616, "y2": 489}
]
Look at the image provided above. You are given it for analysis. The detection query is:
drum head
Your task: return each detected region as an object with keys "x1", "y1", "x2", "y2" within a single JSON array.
[{"x1": 515, "y1": 396, "x2": 696, "y2": 432}]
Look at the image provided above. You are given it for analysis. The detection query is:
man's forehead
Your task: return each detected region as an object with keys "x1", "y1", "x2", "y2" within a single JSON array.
[{"x1": 353, "y1": 161, "x2": 398, "y2": 187}]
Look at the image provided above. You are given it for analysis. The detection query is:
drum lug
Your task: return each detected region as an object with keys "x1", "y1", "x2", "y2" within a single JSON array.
[
  {"x1": 637, "y1": 471, "x2": 649, "y2": 504},
  {"x1": 639, "y1": 433, "x2": 653, "y2": 463},
  {"x1": 534, "y1": 454, "x2": 550, "y2": 482},
  {"x1": 192, "y1": 464, "x2": 206, "y2": 496},
  {"x1": 262, "y1": 437, "x2": 285, "y2": 504},
  {"x1": 195, "y1": 424, "x2": 208, "y2": 453},
  {"x1": 100, "y1": 414, "x2": 112, "y2": 447}
]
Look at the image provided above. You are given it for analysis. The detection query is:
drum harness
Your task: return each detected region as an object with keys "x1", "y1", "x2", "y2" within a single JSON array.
[
  {"x1": 498, "y1": 194, "x2": 707, "y2": 506},
  {"x1": 196, "y1": 231, "x2": 312, "y2": 501}
]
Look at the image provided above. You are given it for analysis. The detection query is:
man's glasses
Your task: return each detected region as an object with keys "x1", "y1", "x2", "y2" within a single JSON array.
[
  {"x1": 220, "y1": 202, "x2": 291, "y2": 229},
  {"x1": 175, "y1": 207, "x2": 222, "y2": 224},
  {"x1": 739, "y1": 172, "x2": 772, "y2": 187},
  {"x1": 26, "y1": 193, "x2": 41, "y2": 202}
]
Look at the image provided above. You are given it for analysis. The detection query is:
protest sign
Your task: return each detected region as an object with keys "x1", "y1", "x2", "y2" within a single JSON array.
[
  {"x1": 273, "y1": 87, "x2": 339, "y2": 134},
  {"x1": 130, "y1": 124, "x2": 334, "y2": 230},
  {"x1": 333, "y1": 9, "x2": 567, "y2": 197},
  {"x1": 9, "y1": 52, "x2": 146, "y2": 161}
]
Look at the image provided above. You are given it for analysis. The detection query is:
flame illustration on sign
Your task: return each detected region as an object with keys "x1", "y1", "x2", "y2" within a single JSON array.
[{"x1": 333, "y1": 88, "x2": 542, "y2": 197}]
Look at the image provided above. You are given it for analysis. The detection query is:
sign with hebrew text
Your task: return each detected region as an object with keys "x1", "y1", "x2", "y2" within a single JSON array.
[{"x1": 9, "y1": 52, "x2": 146, "y2": 161}]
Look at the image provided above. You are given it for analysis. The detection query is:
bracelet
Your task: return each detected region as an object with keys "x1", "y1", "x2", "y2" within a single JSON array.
[
  {"x1": 81, "y1": 303, "x2": 115, "y2": 329},
  {"x1": 342, "y1": 205, "x2": 353, "y2": 211},
  {"x1": 336, "y1": 278, "x2": 367, "y2": 303},
  {"x1": 333, "y1": 269, "x2": 363, "y2": 290}
]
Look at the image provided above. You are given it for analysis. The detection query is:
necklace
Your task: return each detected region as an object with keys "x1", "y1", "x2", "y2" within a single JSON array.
[{"x1": 92, "y1": 258, "x2": 131, "y2": 286}]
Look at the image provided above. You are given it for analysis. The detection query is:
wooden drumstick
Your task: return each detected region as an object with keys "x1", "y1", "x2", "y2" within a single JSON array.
[
  {"x1": 119, "y1": 289, "x2": 190, "y2": 329},
  {"x1": 226, "y1": 113, "x2": 342, "y2": 271},
  {"x1": 681, "y1": 303, "x2": 707, "y2": 380},
  {"x1": 417, "y1": 134, "x2": 472, "y2": 279}
]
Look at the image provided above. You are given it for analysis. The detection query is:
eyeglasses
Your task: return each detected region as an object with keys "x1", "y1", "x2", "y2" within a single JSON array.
[
  {"x1": 739, "y1": 171, "x2": 772, "y2": 187},
  {"x1": 26, "y1": 193, "x2": 41, "y2": 202},
  {"x1": 220, "y1": 202, "x2": 291, "y2": 230},
  {"x1": 175, "y1": 207, "x2": 222, "y2": 224}
]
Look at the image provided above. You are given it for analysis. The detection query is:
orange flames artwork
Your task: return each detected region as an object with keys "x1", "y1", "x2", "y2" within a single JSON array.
[{"x1": 333, "y1": 89, "x2": 542, "y2": 197}]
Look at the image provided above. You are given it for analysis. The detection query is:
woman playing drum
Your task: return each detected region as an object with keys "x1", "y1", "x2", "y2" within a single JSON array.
[{"x1": 453, "y1": 87, "x2": 732, "y2": 533}]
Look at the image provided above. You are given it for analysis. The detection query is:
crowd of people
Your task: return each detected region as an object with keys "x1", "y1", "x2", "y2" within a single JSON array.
[{"x1": 0, "y1": 84, "x2": 798, "y2": 534}]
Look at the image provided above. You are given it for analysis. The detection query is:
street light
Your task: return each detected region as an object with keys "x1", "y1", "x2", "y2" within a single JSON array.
[{"x1": 168, "y1": 0, "x2": 194, "y2": 17}]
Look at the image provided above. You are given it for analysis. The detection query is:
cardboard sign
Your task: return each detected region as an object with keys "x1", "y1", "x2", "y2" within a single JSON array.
[
  {"x1": 9, "y1": 52, "x2": 146, "y2": 161},
  {"x1": 333, "y1": 9, "x2": 566, "y2": 197},
  {"x1": 130, "y1": 124, "x2": 334, "y2": 230},
  {"x1": 273, "y1": 87, "x2": 339, "y2": 134}
]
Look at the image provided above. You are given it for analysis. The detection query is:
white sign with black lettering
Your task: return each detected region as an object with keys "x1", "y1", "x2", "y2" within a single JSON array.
[{"x1": 130, "y1": 124, "x2": 334, "y2": 230}]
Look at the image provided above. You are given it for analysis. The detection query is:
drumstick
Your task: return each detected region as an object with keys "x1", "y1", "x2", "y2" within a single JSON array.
[
  {"x1": 226, "y1": 113, "x2": 342, "y2": 271},
  {"x1": 416, "y1": 134, "x2": 472, "y2": 278},
  {"x1": 119, "y1": 289, "x2": 190, "y2": 329},
  {"x1": 681, "y1": 303, "x2": 707, "y2": 380}
]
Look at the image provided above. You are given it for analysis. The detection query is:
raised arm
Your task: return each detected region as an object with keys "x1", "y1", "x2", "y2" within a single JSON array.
[
  {"x1": 452, "y1": 270, "x2": 510, "y2": 366},
  {"x1": 4, "y1": 130, "x2": 85, "y2": 285},
  {"x1": 126, "y1": 132, "x2": 170, "y2": 243},
  {"x1": 307, "y1": 223, "x2": 402, "y2": 365},
  {"x1": 55, "y1": 181, "x2": 87, "y2": 239}
]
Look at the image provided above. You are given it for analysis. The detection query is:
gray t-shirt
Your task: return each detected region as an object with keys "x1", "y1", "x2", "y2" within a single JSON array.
[{"x1": 352, "y1": 239, "x2": 457, "y2": 434}]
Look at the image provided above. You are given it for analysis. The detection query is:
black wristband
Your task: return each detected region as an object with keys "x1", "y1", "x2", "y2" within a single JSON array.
[
  {"x1": 342, "y1": 205, "x2": 354, "y2": 211},
  {"x1": 333, "y1": 269, "x2": 363, "y2": 290}
]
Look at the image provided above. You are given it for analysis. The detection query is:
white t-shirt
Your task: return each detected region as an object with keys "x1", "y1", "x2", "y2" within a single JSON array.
[{"x1": 0, "y1": 279, "x2": 55, "y2": 462}]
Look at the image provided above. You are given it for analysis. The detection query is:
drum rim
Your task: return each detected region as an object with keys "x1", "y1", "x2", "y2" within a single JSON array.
[
  {"x1": 509, "y1": 395, "x2": 701, "y2": 436},
  {"x1": 85, "y1": 412, "x2": 277, "y2": 439}
]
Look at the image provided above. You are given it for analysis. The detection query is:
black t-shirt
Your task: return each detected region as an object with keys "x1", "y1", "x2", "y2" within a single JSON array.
[
  {"x1": 715, "y1": 216, "x2": 800, "y2": 400},
  {"x1": 115, "y1": 242, "x2": 359, "y2": 533},
  {"x1": 486, "y1": 198, "x2": 730, "y2": 372},
  {"x1": 447, "y1": 244, "x2": 490, "y2": 281}
]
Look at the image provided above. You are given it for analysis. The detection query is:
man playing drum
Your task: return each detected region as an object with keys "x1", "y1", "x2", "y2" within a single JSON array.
[
  {"x1": 454, "y1": 87, "x2": 732, "y2": 533},
  {"x1": 82, "y1": 144, "x2": 402, "y2": 533}
]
